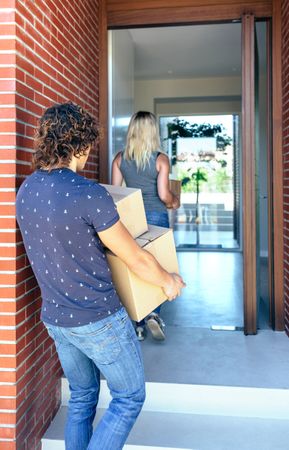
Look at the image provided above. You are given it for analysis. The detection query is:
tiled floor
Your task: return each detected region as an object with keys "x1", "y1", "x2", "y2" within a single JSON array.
[
  {"x1": 140, "y1": 326, "x2": 289, "y2": 388},
  {"x1": 162, "y1": 251, "x2": 270, "y2": 330},
  {"x1": 174, "y1": 230, "x2": 238, "y2": 249},
  {"x1": 139, "y1": 251, "x2": 288, "y2": 388},
  {"x1": 162, "y1": 251, "x2": 244, "y2": 329}
]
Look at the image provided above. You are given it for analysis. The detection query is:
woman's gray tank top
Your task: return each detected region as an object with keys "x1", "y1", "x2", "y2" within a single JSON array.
[{"x1": 120, "y1": 152, "x2": 167, "y2": 213}]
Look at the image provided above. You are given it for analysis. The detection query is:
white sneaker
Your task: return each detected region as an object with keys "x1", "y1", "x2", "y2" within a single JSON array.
[{"x1": 146, "y1": 313, "x2": 166, "y2": 341}]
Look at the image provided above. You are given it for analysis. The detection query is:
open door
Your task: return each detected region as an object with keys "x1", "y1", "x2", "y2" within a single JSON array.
[{"x1": 105, "y1": 5, "x2": 282, "y2": 334}]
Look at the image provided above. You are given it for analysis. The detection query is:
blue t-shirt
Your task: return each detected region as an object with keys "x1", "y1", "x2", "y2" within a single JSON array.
[{"x1": 16, "y1": 168, "x2": 122, "y2": 327}]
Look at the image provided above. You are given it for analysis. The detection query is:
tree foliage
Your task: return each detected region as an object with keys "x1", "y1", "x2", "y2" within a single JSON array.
[{"x1": 167, "y1": 119, "x2": 232, "y2": 153}]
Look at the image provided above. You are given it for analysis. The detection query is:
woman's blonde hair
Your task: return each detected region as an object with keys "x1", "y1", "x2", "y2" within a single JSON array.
[{"x1": 123, "y1": 111, "x2": 161, "y2": 170}]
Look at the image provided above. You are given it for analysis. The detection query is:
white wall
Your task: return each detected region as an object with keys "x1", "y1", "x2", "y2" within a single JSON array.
[
  {"x1": 155, "y1": 100, "x2": 241, "y2": 116},
  {"x1": 109, "y1": 30, "x2": 134, "y2": 172},
  {"x1": 134, "y1": 76, "x2": 242, "y2": 112}
]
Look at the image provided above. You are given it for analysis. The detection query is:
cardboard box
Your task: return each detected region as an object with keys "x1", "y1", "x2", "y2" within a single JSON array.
[
  {"x1": 169, "y1": 178, "x2": 181, "y2": 201},
  {"x1": 101, "y1": 184, "x2": 148, "y2": 238},
  {"x1": 168, "y1": 178, "x2": 181, "y2": 228},
  {"x1": 106, "y1": 225, "x2": 179, "y2": 321}
]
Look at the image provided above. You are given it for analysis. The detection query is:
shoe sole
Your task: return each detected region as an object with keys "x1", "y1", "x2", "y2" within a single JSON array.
[{"x1": 146, "y1": 319, "x2": 165, "y2": 341}]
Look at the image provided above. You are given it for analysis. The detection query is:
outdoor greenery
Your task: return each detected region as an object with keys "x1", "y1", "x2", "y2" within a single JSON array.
[
  {"x1": 177, "y1": 167, "x2": 232, "y2": 193},
  {"x1": 166, "y1": 118, "x2": 233, "y2": 246},
  {"x1": 167, "y1": 119, "x2": 232, "y2": 166}
]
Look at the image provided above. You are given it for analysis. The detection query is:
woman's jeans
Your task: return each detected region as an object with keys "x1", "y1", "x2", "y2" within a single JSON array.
[
  {"x1": 44, "y1": 307, "x2": 145, "y2": 450},
  {"x1": 136, "y1": 210, "x2": 170, "y2": 327},
  {"x1": 146, "y1": 210, "x2": 170, "y2": 228}
]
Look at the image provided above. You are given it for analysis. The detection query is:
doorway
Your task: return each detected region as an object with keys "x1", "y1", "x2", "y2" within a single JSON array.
[
  {"x1": 107, "y1": 20, "x2": 273, "y2": 333},
  {"x1": 159, "y1": 113, "x2": 241, "y2": 250}
]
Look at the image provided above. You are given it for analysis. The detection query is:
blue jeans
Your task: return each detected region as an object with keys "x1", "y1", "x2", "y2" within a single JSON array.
[
  {"x1": 136, "y1": 210, "x2": 170, "y2": 327},
  {"x1": 145, "y1": 210, "x2": 169, "y2": 228},
  {"x1": 44, "y1": 307, "x2": 145, "y2": 450}
]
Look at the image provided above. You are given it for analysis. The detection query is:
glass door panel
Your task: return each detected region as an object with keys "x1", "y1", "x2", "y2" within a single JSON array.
[
  {"x1": 159, "y1": 114, "x2": 241, "y2": 250},
  {"x1": 255, "y1": 20, "x2": 271, "y2": 330}
]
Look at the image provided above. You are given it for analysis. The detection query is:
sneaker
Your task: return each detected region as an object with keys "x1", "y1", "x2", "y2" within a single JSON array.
[
  {"x1": 135, "y1": 326, "x2": 147, "y2": 341},
  {"x1": 146, "y1": 313, "x2": 166, "y2": 341}
]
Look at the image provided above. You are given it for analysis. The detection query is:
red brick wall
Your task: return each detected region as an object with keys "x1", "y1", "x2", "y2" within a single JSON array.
[
  {"x1": 0, "y1": 0, "x2": 101, "y2": 448},
  {"x1": 282, "y1": 0, "x2": 289, "y2": 336}
]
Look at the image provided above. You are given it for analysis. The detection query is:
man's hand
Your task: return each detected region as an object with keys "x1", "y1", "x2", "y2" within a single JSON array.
[{"x1": 163, "y1": 273, "x2": 186, "y2": 300}]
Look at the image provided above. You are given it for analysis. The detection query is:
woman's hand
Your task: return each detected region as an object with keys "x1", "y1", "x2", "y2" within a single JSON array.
[
  {"x1": 172, "y1": 195, "x2": 180, "y2": 209},
  {"x1": 166, "y1": 195, "x2": 180, "y2": 210}
]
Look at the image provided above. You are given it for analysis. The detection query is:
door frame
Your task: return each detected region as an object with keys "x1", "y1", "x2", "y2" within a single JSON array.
[
  {"x1": 99, "y1": 0, "x2": 284, "y2": 332},
  {"x1": 242, "y1": 13, "x2": 257, "y2": 334}
]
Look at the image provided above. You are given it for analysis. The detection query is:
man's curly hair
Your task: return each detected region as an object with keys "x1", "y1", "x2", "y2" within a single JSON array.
[{"x1": 33, "y1": 102, "x2": 99, "y2": 170}]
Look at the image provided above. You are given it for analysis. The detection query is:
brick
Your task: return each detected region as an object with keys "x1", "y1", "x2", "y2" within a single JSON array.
[
  {"x1": 0, "y1": 424, "x2": 16, "y2": 440},
  {"x1": 0, "y1": 54, "x2": 15, "y2": 66},
  {"x1": 0, "y1": 442, "x2": 16, "y2": 450},
  {"x1": 0, "y1": 10, "x2": 15, "y2": 23},
  {"x1": 0, "y1": 38, "x2": 16, "y2": 52},
  {"x1": 0, "y1": 0, "x2": 15, "y2": 7},
  {"x1": 0, "y1": 411, "x2": 16, "y2": 425},
  {"x1": 0, "y1": 384, "x2": 16, "y2": 397},
  {"x1": 0, "y1": 0, "x2": 101, "y2": 446},
  {"x1": 0, "y1": 370, "x2": 16, "y2": 383}
]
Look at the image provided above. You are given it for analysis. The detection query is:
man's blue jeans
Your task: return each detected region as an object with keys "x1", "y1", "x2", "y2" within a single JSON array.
[{"x1": 44, "y1": 307, "x2": 145, "y2": 450}]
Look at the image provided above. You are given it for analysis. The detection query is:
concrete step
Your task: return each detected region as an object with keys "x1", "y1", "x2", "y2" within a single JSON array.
[
  {"x1": 42, "y1": 378, "x2": 289, "y2": 449},
  {"x1": 61, "y1": 378, "x2": 289, "y2": 419},
  {"x1": 42, "y1": 405, "x2": 289, "y2": 450}
]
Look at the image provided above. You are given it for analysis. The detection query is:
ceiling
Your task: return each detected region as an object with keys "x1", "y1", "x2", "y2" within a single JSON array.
[{"x1": 128, "y1": 23, "x2": 266, "y2": 80}]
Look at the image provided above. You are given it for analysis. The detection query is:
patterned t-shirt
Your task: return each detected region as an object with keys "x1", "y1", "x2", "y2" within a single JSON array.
[{"x1": 16, "y1": 168, "x2": 122, "y2": 327}]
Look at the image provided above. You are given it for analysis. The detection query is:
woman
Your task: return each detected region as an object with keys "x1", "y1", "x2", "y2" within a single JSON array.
[{"x1": 112, "y1": 111, "x2": 180, "y2": 341}]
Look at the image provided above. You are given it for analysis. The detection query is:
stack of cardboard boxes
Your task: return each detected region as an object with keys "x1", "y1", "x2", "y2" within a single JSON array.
[{"x1": 101, "y1": 184, "x2": 179, "y2": 322}]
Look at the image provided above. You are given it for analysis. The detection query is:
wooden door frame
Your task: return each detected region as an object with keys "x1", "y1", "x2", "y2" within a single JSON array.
[
  {"x1": 271, "y1": 0, "x2": 284, "y2": 331},
  {"x1": 242, "y1": 13, "x2": 257, "y2": 334},
  {"x1": 99, "y1": 0, "x2": 284, "y2": 332}
]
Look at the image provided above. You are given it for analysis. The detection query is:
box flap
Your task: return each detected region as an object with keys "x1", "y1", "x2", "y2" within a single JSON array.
[
  {"x1": 135, "y1": 237, "x2": 150, "y2": 248},
  {"x1": 139, "y1": 224, "x2": 170, "y2": 242},
  {"x1": 101, "y1": 184, "x2": 141, "y2": 199}
]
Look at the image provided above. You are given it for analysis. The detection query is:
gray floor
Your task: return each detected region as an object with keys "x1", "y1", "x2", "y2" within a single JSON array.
[
  {"x1": 174, "y1": 229, "x2": 238, "y2": 249},
  {"x1": 139, "y1": 251, "x2": 289, "y2": 388},
  {"x1": 140, "y1": 326, "x2": 289, "y2": 388},
  {"x1": 161, "y1": 251, "x2": 270, "y2": 330},
  {"x1": 162, "y1": 252, "x2": 244, "y2": 329}
]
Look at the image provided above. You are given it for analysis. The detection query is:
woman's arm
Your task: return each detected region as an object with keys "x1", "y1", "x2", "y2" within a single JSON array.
[
  {"x1": 156, "y1": 153, "x2": 180, "y2": 209},
  {"x1": 111, "y1": 152, "x2": 123, "y2": 186},
  {"x1": 99, "y1": 220, "x2": 185, "y2": 300}
]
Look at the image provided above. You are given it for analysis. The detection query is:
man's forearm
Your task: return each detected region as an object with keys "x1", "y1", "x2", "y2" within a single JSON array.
[{"x1": 127, "y1": 248, "x2": 172, "y2": 290}]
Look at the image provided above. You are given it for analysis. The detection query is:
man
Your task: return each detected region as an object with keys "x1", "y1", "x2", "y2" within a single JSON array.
[{"x1": 16, "y1": 102, "x2": 185, "y2": 450}]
